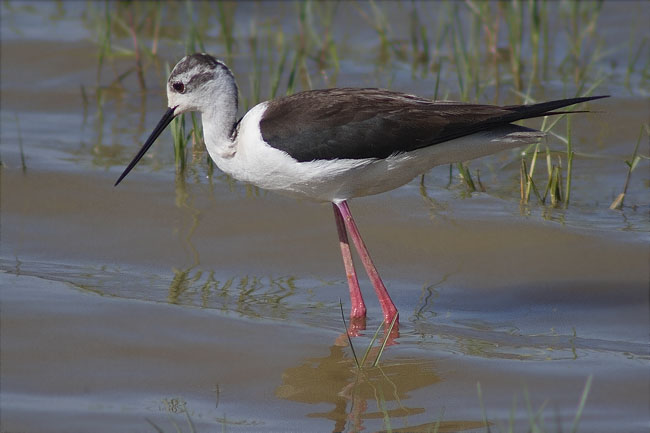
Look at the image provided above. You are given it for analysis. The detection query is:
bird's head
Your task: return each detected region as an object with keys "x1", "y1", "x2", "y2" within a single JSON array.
[
  {"x1": 114, "y1": 53, "x2": 237, "y2": 186},
  {"x1": 166, "y1": 53, "x2": 238, "y2": 115}
]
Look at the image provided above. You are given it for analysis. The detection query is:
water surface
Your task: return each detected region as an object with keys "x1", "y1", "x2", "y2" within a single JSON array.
[{"x1": 1, "y1": 2, "x2": 649, "y2": 432}]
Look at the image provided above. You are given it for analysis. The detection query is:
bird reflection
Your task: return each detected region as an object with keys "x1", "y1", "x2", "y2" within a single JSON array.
[{"x1": 275, "y1": 342, "x2": 446, "y2": 432}]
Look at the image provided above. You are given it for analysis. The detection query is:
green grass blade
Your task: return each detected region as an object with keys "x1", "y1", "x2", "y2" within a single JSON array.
[
  {"x1": 145, "y1": 418, "x2": 165, "y2": 433},
  {"x1": 286, "y1": 52, "x2": 299, "y2": 96},
  {"x1": 456, "y1": 162, "x2": 476, "y2": 192},
  {"x1": 431, "y1": 406, "x2": 445, "y2": 433},
  {"x1": 339, "y1": 299, "x2": 359, "y2": 368},
  {"x1": 570, "y1": 375, "x2": 593, "y2": 433},
  {"x1": 564, "y1": 116, "x2": 574, "y2": 208},
  {"x1": 15, "y1": 114, "x2": 26, "y2": 173},
  {"x1": 525, "y1": 142, "x2": 540, "y2": 202},
  {"x1": 477, "y1": 382, "x2": 491, "y2": 433},
  {"x1": 360, "y1": 318, "x2": 385, "y2": 368},
  {"x1": 610, "y1": 122, "x2": 646, "y2": 209},
  {"x1": 372, "y1": 313, "x2": 397, "y2": 367},
  {"x1": 183, "y1": 406, "x2": 196, "y2": 433}
]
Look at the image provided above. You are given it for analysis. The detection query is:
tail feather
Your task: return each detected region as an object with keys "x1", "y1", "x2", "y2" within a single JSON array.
[{"x1": 505, "y1": 95, "x2": 609, "y2": 121}]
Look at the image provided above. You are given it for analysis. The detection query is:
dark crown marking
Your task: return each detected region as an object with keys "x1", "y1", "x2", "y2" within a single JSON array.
[{"x1": 168, "y1": 53, "x2": 237, "y2": 97}]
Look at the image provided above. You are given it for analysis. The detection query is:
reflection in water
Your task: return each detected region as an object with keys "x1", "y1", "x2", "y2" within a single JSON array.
[
  {"x1": 5, "y1": 254, "x2": 645, "y2": 363},
  {"x1": 411, "y1": 274, "x2": 457, "y2": 322},
  {"x1": 413, "y1": 319, "x2": 648, "y2": 362},
  {"x1": 149, "y1": 395, "x2": 263, "y2": 431},
  {"x1": 0, "y1": 255, "x2": 332, "y2": 324},
  {"x1": 166, "y1": 170, "x2": 326, "y2": 321},
  {"x1": 275, "y1": 343, "x2": 484, "y2": 432},
  {"x1": 168, "y1": 170, "x2": 202, "y2": 305},
  {"x1": 79, "y1": 80, "x2": 150, "y2": 169},
  {"x1": 409, "y1": 278, "x2": 646, "y2": 361},
  {"x1": 173, "y1": 171, "x2": 201, "y2": 265},
  {"x1": 418, "y1": 174, "x2": 448, "y2": 220},
  {"x1": 166, "y1": 270, "x2": 308, "y2": 320}
]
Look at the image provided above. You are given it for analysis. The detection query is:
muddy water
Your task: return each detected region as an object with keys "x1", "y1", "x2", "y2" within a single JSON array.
[{"x1": 2, "y1": 2, "x2": 649, "y2": 433}]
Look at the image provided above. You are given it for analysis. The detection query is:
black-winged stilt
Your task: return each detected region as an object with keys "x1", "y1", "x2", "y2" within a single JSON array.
[{"x1": 115, "y1": 53, "x2": 607, "y2": 326}]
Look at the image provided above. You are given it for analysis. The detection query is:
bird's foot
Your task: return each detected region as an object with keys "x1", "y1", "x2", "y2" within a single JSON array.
[
  {"x1": 350, "y1": 304, "x2": 367, "y2": 320},
  {"x1": 348, "y1": 316, "x2": 367, "y2": 336}
]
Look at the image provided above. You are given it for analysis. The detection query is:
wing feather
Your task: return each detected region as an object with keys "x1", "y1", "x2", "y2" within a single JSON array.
[{"x1": 259, "y1": 89, "x2": 606, "y2": 162}]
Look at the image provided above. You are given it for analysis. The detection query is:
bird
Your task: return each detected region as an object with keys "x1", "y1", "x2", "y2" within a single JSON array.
[{"x1": 115, "y1": 53, "x2": 607, "y2": 327}]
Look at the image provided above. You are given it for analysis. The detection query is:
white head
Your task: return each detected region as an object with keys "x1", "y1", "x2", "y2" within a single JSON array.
[
  {"x1": 114, "y1": 53, "x2": 238, "y2": 186},
  {"x1": 167, "y1": 53, "x2": 238, "y2": 115}
]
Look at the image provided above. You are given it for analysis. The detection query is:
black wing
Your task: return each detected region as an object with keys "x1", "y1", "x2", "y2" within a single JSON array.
[{"x1": 259, "y1": 89, "x2": 607, "y2": 162}]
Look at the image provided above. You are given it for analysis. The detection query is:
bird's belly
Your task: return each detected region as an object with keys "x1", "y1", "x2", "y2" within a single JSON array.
[
  {"x1": 218, "y1": 125, "x2": 542, "y2": 202},
  {"x1": 223, "y1": 149, "x2": 424, "y2": 202}
]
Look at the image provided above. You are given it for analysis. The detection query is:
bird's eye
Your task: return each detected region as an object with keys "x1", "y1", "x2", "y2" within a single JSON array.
[{"x1": 172, "y1": 82, "x2": 185, "y2": 93}]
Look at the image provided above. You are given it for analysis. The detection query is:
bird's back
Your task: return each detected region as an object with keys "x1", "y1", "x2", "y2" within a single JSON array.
[{"x1": 258, "y1": 89, "x2": 605, "y2": 163}]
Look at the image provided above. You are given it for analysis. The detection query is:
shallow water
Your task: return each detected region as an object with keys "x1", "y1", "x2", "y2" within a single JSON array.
[{"x1": 1, "y1": 2, "x2": 649, "y2": 432}]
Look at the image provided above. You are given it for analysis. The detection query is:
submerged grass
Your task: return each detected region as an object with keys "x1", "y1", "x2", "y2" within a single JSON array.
[{"x1": 474, "y1": 376, "x2": 593, "y2": 433}]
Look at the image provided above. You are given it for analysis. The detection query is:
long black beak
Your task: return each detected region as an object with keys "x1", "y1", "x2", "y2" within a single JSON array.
[{"x1": 114, "y1": 106, "x2": 177, "y2": 186}]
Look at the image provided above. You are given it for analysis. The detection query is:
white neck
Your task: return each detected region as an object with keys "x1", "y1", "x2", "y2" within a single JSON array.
[{"x1": 199, "y1": 84, "x2": 239, "y2": 173}]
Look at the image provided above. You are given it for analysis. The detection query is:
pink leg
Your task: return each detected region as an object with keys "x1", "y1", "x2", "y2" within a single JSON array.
[
  {"x1": 334, "y1": 200, "x2": 399, "y2": 324},
  {"x1": 332, "y1": 203, "x2": 366, "y2": 319}
]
